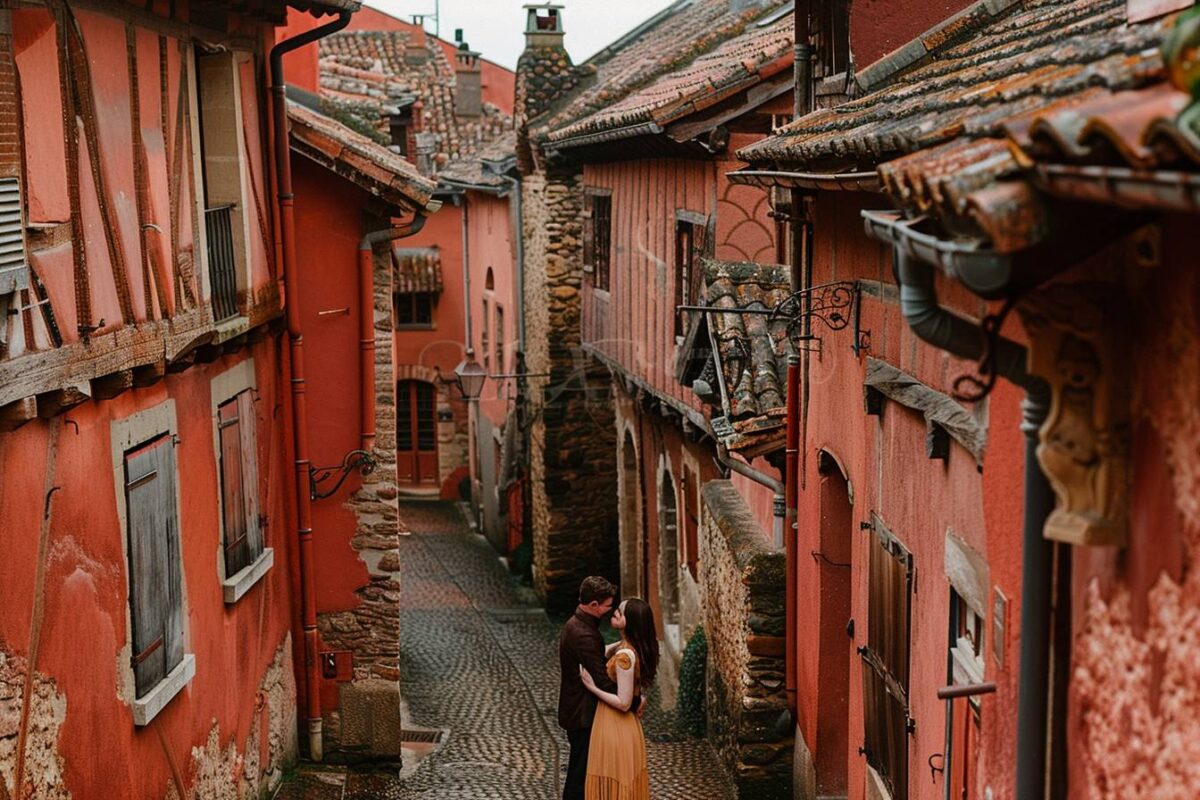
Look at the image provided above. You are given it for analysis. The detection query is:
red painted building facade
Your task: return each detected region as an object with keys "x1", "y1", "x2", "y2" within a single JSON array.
[
  {"x1": 0, "y1": 0, "x2": 436, "y2": 793},
  {"x1": 736, "y1": 1, "x2": 1200, "y2": 799}
]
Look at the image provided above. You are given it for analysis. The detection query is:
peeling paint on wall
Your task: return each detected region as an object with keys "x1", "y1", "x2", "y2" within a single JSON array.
[
  {"x1": 1072, "y1": 234, "x2": 1200, "y2": 799},
  {"x1": 183, "y1": 635, "x2": 296, "y2": 800},
  {"x1": 0, "y1": 646, "x2": 70, "y2": 800}
]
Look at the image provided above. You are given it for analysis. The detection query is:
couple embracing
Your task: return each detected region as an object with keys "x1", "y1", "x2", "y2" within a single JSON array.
[{"x1": 558, "y1": 576, "x2": 660, "y2": 800}]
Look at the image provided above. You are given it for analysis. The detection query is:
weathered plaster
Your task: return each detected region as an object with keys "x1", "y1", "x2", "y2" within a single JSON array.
[{"x1": 0, "y1": 646, "x2": 69, "y2": 800}]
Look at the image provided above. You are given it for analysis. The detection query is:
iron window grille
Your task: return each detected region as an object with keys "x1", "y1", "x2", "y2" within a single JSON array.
[
  {"x1": 205, "y1": 204, "x2": 239, "y2": 321},
  {"x1": 583, "y1": 191, "x2": 612, "y2": 292}
]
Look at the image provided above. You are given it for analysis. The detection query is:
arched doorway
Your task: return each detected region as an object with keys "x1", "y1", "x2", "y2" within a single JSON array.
[
  {"x1": 815, "y1": 449, "x2": 853, "y2": 796},
  {"x1": 397, "y1": 380, "x2": 438, "y2": 486},
  {"x1": 619, "y1": 432, "x2": 643, "y2": 601},
  {"x1": 659, "y1": 471, "x2": 680, "y2": 648}
]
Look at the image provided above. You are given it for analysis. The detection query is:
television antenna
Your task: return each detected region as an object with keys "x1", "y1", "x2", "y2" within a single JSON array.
[{"x1": 411, "y1": 0, "x2": 441, "y2": 37}]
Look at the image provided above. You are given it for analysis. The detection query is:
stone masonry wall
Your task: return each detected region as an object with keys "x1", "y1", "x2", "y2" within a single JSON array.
[
  {"x1": 315, "y1": 246, "x2": 403, "y2": 759},
  {"x1": 520, "y1": 167, "x2": 620, "y2": 613},
  {"x1": 700, "y1": 480, "x2": 791, "y2": 800},
  {"x1": 0, "y1": 644, "x2": 68, "y2": 800}
]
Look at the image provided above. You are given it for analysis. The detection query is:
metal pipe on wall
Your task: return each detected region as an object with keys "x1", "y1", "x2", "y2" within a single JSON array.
[
  {"x1": 269, "y1": 10, "x2": 353, "y2": 762},
  {"x1": 715, "y1": 442, "x2": 785, "y2": 546}
]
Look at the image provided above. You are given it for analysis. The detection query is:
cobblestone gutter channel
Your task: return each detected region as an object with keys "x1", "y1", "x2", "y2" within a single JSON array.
[{"x1": 275, "y1": 501, "x2": 736, "y2": 799}]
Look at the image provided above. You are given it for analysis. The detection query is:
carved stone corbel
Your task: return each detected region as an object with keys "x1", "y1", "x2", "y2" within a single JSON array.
[{"x1": 1019, "y1": 283, "x2": 1129, "y2": 547}]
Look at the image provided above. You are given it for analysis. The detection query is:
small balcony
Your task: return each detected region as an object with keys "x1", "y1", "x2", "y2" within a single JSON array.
[{"x1": 205, "y1": 204, "x2": 239, "y2": 322}]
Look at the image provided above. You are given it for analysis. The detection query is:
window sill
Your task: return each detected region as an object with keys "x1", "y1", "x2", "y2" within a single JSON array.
[
  {"x1": 132, "y1": 653, "x2": 195, "y2": 727},
  {"x1": 394, "y1": 323, "x2": 436, "y2": 331},
  {"x1": 222, "y1": 547, "x2": 274, "y2": 605}
]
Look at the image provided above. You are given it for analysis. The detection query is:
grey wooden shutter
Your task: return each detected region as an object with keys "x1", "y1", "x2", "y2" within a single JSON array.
[
  {"x1": 582, "y1": 194, "x2": 595, "y2": 274},
  {"x1": 237, "y1": 390, "x2": 262, "y2": 562},
  {"x1": 126, "y1": 436, "x2": 184, "y2": 697}
]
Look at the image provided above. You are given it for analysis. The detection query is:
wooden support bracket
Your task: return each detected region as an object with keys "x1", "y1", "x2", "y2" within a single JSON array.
[
  {"x1": 91, "y1": 370, "x2": 134, "y2": 401},
  {"x1": 0, "y1": 397, "x2": 38, "y2": 431}
]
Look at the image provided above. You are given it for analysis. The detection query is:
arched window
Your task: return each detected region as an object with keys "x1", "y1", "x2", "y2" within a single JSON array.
[{"x1": 485, "y1": 267, "x2": 495, "y2": 291}]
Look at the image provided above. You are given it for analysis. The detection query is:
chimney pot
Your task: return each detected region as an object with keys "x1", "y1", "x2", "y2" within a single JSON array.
[{"x1": 523, "y1": 3, "x2": 565, "y2": 47}]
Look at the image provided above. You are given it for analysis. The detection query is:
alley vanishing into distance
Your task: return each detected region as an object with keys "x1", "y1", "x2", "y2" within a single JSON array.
[{"x1": 276, "y1": 502, "x2": 736, "y2": 799}]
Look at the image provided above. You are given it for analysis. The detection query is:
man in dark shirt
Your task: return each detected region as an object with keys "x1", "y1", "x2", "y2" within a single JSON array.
[{"x1": 558, "y1": 576, "x2": 620, "y2": 800}]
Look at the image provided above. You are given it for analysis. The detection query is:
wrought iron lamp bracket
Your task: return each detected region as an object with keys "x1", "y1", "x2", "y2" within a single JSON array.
[
  {"x1": 310, "y1": 449, "x2": 377, "y2": 500},
  {"x1": 952, "y1": 295, "x2": 1020, "y2": 403},
  {"x1": 768, "y1": 280, "x2": 859, "y2": 349}
]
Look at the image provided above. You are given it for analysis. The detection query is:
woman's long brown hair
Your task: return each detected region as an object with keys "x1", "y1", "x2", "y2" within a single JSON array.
[{"x1": 621, "y1": 598, "x2": 660, "y2": 685}]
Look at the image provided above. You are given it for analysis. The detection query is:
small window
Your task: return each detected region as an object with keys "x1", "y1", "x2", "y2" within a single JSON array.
[
  {"x1": 494, "y1": 304, "x2": 504, "y2": 373},
  {"x1": 395, "y1": 292, "x2": 435, "y2": 328},
  {"x1": 583, "y1": 192, "x2": 612, "y2": 292},
  {"x1": 124, "y1": 435, "x2": 185, "y2": 700},
  {"x1": 481, "y1": 297, "x2": 490, "y2": 370},
  {"x1": 389, "y1": 106, "x2": 414, "y2": 158},
  {"x1": 217, "y1": 390, "x2": 263, "y2": 581}
]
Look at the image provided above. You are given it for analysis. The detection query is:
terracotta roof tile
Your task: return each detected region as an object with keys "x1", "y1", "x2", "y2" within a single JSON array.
[
  {"x1": 539, "y1": 0, "x2": 790, "y2": 139},
  {"x1": 547, "y1": 10, "x2": 793, "y2": 143},
  {"x1": 393, "y1": 247, "x2": 443, "y2": 293},
  {"x1": 740, "y1": 0, "x2": 1171, "y2": 172},
  {"x1": 287, "y1": 101, "x2": 436, "y2": 209}
]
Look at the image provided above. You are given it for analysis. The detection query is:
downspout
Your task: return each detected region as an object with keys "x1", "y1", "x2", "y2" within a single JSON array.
[
  {"x1": 715, "y1": 442, "x2": 785, "y2": 546},
  {"x1": 893, "y1": 248, "x2": 1054, "y2": 800},
  {"x1": 501, "y1": 173, "x2": 531, "y2": 555},
  {"x1": 784, "y1": 353, "x2": 799, "y2": 722},
  {"x1": 269, "y1": 9, "x2": 353, "y2": 763},
  {"x1": 501, "y1": 175, "x2": 526, "y2": 352},
  {"x1": 460, "y1": 196, "x2": 479, "y2": 513},
  {"x1": 359, "y1": 214, "x2": 432, "y2": 451}
]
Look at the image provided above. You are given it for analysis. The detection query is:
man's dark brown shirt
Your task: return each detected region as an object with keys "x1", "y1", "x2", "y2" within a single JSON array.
[{"x1": 558, "y1": 609, "x2": 619, "y2": 731}]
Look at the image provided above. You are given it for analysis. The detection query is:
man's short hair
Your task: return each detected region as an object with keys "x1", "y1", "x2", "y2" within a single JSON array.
[{"x1": 579, "y1": 576, "x2": 617, "y2": 605}]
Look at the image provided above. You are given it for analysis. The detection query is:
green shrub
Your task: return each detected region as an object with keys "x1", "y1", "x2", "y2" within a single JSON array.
[{"x1": 674, "y1": 625, "x2": 708, "y2": 738}]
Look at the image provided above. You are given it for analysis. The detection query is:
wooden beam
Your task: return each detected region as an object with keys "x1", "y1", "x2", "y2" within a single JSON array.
[
  {"x1": 167, "y1": 351, "x2": 196, "y2": 374},
  {"x1": 0, "y1": 397, "x2": 38, "y2": 431},
  {"x1": 36, "y1": 382, "x2": 92, "y2": 418},
  {"x1": 91, "y1": 370, "x2": 134, "y2": 400},
  {"x1": 132, "y1": 361, "x2": 167, "y2": 388}
]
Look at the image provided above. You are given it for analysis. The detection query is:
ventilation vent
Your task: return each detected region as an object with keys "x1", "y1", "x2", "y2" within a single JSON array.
[{"x1": 0, "y1": 177, "x2": 29, "y2": 296}]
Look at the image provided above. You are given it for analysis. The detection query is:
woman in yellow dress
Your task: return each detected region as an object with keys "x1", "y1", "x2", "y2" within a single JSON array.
[{"x1": 578, "y1": 598, "x2": 660, "y2": 800}]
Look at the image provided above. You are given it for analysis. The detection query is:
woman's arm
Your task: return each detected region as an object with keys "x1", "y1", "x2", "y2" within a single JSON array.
[{"x1": 579, "y1": 651, "x2": 636, "y2": 712}]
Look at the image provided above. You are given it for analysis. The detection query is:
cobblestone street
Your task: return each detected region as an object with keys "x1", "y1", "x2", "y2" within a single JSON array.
[{"x1": 276, "y1": 501, "x2": 736, "y2": 799}]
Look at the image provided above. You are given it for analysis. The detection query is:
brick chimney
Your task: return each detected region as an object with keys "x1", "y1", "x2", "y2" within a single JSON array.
[{"x1": 453, "y1": 29, "x2": 482, "y2": 118}]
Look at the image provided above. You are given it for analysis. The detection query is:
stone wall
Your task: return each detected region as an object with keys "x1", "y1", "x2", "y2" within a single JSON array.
[
  {"x1": 0, "y1": 644, "x2": 69, "y2": 800},
  {"x1": 700, "y1": 480, "x2": 791, "y2": 800},
  {"x1": 315, "y1": 244, "x2": 404, "y2": 759},
  {"x1": 520, "y1": 167, "x2": 620, "y2": 613}
]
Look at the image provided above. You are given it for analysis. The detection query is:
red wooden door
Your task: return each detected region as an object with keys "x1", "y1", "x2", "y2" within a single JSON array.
[{"x1": 397, "y1": 381, "x2": 438, "y2": 485}]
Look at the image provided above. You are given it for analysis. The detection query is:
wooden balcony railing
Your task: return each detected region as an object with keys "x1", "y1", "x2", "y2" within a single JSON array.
[{"x1": 205, "y1": 205, "x2": 238, "y2": 321}]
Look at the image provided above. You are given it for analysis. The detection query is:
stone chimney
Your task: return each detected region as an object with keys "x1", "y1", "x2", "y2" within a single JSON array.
[
  {"x1": 515, "y1": 2, "x2": 588, "y2": 150},
  {"x1": 453, "y1": 30, "x2": 482, "y2": 118},
  {"x1": 524, "y1": 3, "x2": 565, "y2": 48}
]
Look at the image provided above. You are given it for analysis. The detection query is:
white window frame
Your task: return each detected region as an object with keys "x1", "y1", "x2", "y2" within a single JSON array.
[{"x1": 110, "y1": 400, "x2": 194, "y2": 726}]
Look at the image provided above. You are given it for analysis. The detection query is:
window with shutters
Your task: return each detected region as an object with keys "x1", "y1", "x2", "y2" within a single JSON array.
[
  {"x1": 859, "y1": 514, "x2": 913, "y2": 800},
  {"x1": 112, "y1": 402, "x2": 195, "y2": 726},
  {"x1": 482, "y1": 297, "x2": 491, "y2": 370},
  {"x1": 674, "y1": 212, "x2": 708, "y2": 340},
  {"x1": 583, "y1": 190, "x2": 612, "y2": 292},
  {"x1": 212, "y1": 360, "x2": 272, "y2": 603}
]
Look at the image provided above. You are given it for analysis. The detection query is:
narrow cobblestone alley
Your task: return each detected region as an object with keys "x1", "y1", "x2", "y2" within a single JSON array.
[{"x1": 275, "y1": 502, "x2": 736, "y2": 799}]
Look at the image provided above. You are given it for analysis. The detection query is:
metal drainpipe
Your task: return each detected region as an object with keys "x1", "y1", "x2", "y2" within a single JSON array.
[
  {"x1": 359, "y1": 214, "x2": 433, "y2": 451},
  {"x1": 501, "y1": 175, "x2": 526, "y2": 352},
  {"x1": 893, "y1": 248, "x2": 1054, "y2": 800},
  {"x1": 715, "y1": 442, "x2": 785, "y2": 546},
  {"x1": 269, "y1": 10, "x2": 353, "y2": 763}
]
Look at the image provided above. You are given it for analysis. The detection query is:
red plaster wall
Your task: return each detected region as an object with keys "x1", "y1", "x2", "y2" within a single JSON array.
[
  {"x1": 849, "y1": 0, "x2": 977, "y2": 71},
  {"x1": 791, "y1": 191, "x2": 1026, "y2": 800},
  {"x1": 465, "y1": 190, "x2": 517, "y2": 429},
  {"x1": 0, "y1": 347, "x2": 297, "y2": 798},
  {"x1": 291, "y1": 155, "x2": 373, "y2": 613},
  {"x1": 1065, "y1": 216, "x2": 1200, "y2": 800}
]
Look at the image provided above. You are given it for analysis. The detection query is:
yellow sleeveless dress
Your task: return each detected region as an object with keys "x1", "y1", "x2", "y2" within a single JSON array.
[{"x1": 584, "y1": 648, "x2": 649, "y2": 800}]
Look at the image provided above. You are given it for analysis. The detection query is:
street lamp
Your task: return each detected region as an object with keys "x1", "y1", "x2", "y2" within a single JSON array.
[{"x1": 453, "y1": 349, "x2": 487, "y2": 401}]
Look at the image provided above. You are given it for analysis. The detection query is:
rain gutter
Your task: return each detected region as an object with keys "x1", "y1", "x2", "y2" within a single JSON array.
[
  {"x1": 727, "y1": 168, "x2": 882, "y2": 192},
  {"x1": 1035, "y1": 163, "x2": 1200, "y2": 212}
]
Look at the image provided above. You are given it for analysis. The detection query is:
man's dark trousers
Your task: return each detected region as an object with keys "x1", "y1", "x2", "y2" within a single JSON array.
[{"x1": 563, "y1": 727, "x2": 591, "y2": 800}]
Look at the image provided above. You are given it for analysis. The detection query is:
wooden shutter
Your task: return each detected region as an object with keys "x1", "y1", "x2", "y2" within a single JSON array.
[
  {"x1": 126, "y1": 437, "x2": 184, "y2": 698},
  {"x1": 683, "y1": 467, "x2": 699, "y2": 579},
  {"x1": 218, "y1": 391, "x2": 261, "y2": 577},
  {"x1": 582, "y1": 194, "x2": 595, "y2": 274},
  {"x1": 0, "y1": 177, "x2": 28, "y2": 296},
  {"x1": 860, "y1": 516, "x2": 913, "y2": 799}
]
